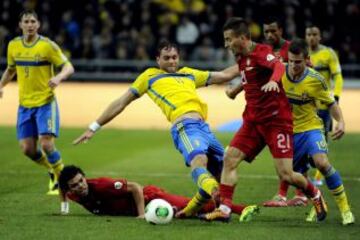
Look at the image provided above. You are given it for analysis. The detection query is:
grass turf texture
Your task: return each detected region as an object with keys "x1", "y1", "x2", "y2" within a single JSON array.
[{"x1": 0, "y1": 127, "x2": 359, "y2": 239}]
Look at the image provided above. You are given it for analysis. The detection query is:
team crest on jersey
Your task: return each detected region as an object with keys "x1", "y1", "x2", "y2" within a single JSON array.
[
  {"x1": 114, "y1": 181, "x2": 123, "y2": 189},
  {"x1": 34, "y1": 54, "x2": 41, "y2": 62},
  {"x1": 266, "y1": 54, "x2": 275, "y2": 61}
]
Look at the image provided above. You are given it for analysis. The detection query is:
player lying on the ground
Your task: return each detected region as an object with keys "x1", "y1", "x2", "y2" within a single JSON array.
[{"x1": 58, "y1": 165, "x2": 259, "y2": 221}]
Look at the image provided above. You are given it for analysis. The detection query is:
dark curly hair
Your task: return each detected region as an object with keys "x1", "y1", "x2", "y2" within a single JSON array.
[{"x1": 59, "y1": 165, "x2": 85, "y2": 192}]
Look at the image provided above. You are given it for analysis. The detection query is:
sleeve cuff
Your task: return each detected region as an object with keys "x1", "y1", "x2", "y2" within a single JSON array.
[
  {"x1": 129, "y1": 87, "x2": 140, "y2": 97},
  {"x1": 205, "y1": 72, "x2": 212, "y2": 86}
]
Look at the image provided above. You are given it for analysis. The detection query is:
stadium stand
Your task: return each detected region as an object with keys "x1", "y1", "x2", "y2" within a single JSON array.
[{"x1": 0, "y1": 0, "x2": 360, "y2": 80}]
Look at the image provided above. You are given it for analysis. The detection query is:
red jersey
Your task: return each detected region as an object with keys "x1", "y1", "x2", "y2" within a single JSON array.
[
  {"x1": 67, "y1": 177, "x2": 138, "y2": 216},
  {"x1": 272, "y1": 39, "x2": 290, "y2": 62},
  {"x1": 237, "y1": 43, "x2": 292, "y2": 123}
]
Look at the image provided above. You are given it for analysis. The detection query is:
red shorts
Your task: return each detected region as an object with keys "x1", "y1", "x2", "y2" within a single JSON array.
[
  {"x1": 143, "y1": 185, "x2": 165, "y2": 202},
  {"x1": 143, "y1": 185, "x2": 190, "y2": 209},
  {"x1": 230, "y1": 119, "x2": 293, "y2": 162}
]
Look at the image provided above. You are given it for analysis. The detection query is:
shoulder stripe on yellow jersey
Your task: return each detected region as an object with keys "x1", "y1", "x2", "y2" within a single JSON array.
[
  {"x1": 314, "y1": 66, "x2": 330, "y2": 72},
  {"x1": 286, "y1": 66, "x2": 309, "y2": 83},
  {"x1": 15, "y1": 60, "x2": 51, "y2": 66},
  {"x1": 288, "y1": 98, "x2": 312, "y2": 105},
  {"x1": 148, "y1": 88, "x2": 176, "y2": 110},
  {"x1": 308, "y1": 71, "x2": 327, "y2": 90},
  {"x1": 148, "y1": 73, "x2": 195, "y2": 87}
]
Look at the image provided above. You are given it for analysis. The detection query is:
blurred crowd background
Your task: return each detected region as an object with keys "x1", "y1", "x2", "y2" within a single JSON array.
[{"x1": 1, "y1": 0, "x2": 360, "y2": 78}]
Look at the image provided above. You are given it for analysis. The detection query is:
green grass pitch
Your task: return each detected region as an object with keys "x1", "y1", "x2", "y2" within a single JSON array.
[{"x1": 0, "y1": 126, "x2": 359, "y2": 239}]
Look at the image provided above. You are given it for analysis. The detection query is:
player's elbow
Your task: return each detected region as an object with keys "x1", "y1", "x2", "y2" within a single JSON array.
[
  {"x1": 128, "y1": 182, "x2": 144, "y2": 195},
  {"x1": 66, "y1": 63, "x2": 75, "y2": 75}
]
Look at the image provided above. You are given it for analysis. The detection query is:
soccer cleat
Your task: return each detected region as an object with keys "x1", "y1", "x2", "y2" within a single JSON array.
[
  {"x1": 286, "y1": 195, "x2": 309, "y2": 207},
  {"x1": 47, "y1": 188, "x2": 59, "y2": 195},
  {"x1": 239, "y1": 205, "x2": 260, "y2": 222},
  {"x1": 311, "y1": 190, "x2": 328, "y2": 222},
  {"x1": 341, "y1": 210, "x2": 355, "y2": 225},
  {"x1": 263, "y1": 195, "x2": 287, "y2": 207},
  {"x1": 198, "y1": 208, "x2": 231, "y2": 222},
  {"x1": 47, "y1": 171, "x2": 59, "y2": 195},
  {"x1": 305, "y1": 207, "x2": 316, "y2": 222}
]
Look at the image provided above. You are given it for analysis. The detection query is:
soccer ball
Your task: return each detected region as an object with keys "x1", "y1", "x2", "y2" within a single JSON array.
[{"x1": 145, "y1": 199, "x2": 174, "y2": 225}]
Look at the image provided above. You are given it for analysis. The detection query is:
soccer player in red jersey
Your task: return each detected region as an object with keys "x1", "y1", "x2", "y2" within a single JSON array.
[
  {"x1": 262, "y1": 17, "x2": 308, "y2": 208},
  {"x1": 263, "y1": 17, "x2": 290, "y2": 63},
  {"x1": 58, "y1": 165, "x2": 258, "y2": 219},
  {"x1": 200, "y1": 17, "x2": 327, "y2": 222}
]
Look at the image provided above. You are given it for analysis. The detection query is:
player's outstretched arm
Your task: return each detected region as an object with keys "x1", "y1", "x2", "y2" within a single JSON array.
[
  {"x1": 329, "y1": 103, "x2": 345, "y2": 140},
  {"x1": 261, "y1": 61, "x2": 285, "y2": 92},
  {"x1": 73, "y1": 89, "x2": 138, "y2": 145},
  {"x1": 49, "y1": 62, "x2": 75, "y2": 89},
  {"x1": 208, "y1": 64, "x2": 240, "y2": 85},
  {"x1": 0, "y1": 67, "x2": 16, "y2": 98},
  {"x1": 127, "y1": 181, "x2": 145, "y2": 218}
]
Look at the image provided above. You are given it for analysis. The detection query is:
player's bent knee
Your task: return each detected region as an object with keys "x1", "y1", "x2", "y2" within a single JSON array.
[
  {"x1": 190, "y1": 154, "x2": 208, "y2": 169},
  {"x1": 279, "y1": 171, "x2": 293, "y2": 184},
  {"x1": 19, "y1": 142, "x2": 36, "y2": 157},
  {"x1": 223, "y1": 156, "x2": 240, "y2": 170},
  {"x1": 39, "y1": 139, "x2": 55, "y2": 153},
  {"x1": 313, "y1": 157, "x2": 330, "y2": 174}
]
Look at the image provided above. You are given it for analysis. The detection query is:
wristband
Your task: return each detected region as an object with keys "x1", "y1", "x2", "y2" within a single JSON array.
[
  {"x1": 89, "y1": 121, "x2": 101, "y2": 132},
  {"x1": 61, "y1": 201, "x2": 69, "y2": 214}
]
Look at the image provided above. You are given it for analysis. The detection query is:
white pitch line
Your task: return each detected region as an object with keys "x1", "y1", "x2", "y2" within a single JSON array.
[
  {"x1": 2, "y1": 170, "x2": 360, "y2": 182},
  {"x1": 87, "y1": 171, "x2": 360, "y2": 182}
]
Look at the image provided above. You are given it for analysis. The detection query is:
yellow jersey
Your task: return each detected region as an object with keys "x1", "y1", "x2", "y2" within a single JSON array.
[
  {"x1": 282, "y1": 66, "x2": 335, "y2": 133},
  {"x1": 130, "y1": 67, "x2": 210, "y2": 123},
  {"x1": 7, "y1": 35, "x2": 69, "y2": 108},
  {"x1": 309, "y1": 44, "x2": 343, "y2": 109}
]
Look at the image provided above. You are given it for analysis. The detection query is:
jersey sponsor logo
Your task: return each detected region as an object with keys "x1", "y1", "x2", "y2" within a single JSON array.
[
  {"x1": 246, "y1": 58, "x2": 251, "y2": 66},
  {"x1": 266, "y1": 54, "x2": 276, "y2": 62},
  {"x1": 114, "y1": 181, "x2": 123, "y2": 189}
]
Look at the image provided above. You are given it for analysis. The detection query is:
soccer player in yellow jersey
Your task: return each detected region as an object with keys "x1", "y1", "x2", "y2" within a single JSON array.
[
  {"x1": 306, "y1": 26, "x2": 344, "y2": 186},
  {"x1": 73, "y1": 40, "x2": 259, "y2": 219},
  {"x1": 0, "y1": 10, "x2": 74, "y2": 195},
  {"x1": 281, "y1": 39, "x2": 354, "y2": 225}
]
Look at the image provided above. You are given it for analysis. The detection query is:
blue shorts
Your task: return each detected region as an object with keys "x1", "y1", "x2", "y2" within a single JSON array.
[
  {"x1": 171, "y1": 119, "x2": 224, "y2": 176},
  {"x1": 293, "y1": 129, "x2": 328, "y2": 173},
  {"x1": 317, "y1": 109, "x2": 332, "y2": 136},
  {"x1": 17, "y1": 99, "x2": 60, "y2": 140}
]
